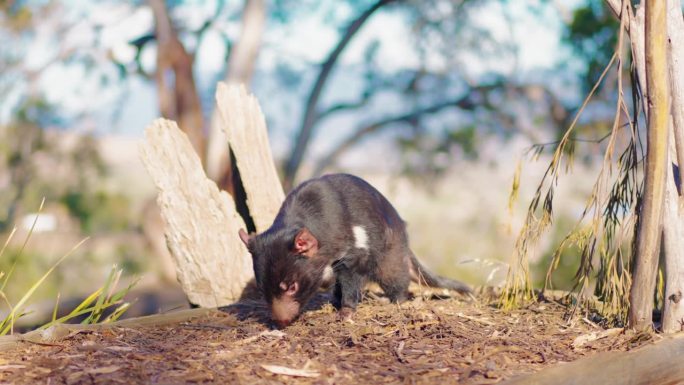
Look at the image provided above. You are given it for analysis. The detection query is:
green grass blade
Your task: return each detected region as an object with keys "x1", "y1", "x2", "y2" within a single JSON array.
[
  {"x1": 84, "y1": 265, "x2": 118, "y2": 324},
  {"x1": 1, "y1": 198, "x2": 45, "y2": 292},
  {"x1": 0, "y1": 237, "x2": 88, "y2": 335},
  {"x1": 52, "y1": 292, "x2": 61, "y2": 323},
  {"x1": 72, "y1": 288, "x2": 103, "y2": 315},
  {"x1": 102, "y1": 302, "x2": 132, "y2": 323},
  {"x1": 0, "y1": 227, "x2": 17, "y2": 260},
  {"x1": 40, "y1": 305, "x2": 104, "y2": 330},
  {"x1": 109, "y1": 277, "x2": 140, "y2": 303}
]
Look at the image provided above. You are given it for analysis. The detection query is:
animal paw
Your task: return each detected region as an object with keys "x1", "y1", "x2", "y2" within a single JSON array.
[{"x1": 337, "y1": 307, "x2": 355, "y2": 324}]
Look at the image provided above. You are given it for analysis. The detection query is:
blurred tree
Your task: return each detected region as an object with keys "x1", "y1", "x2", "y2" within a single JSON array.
[
  {"x1": 279, "y1": 0, "x2": 605, "y2": 187},
  {"x1": 0, "y1": 101, "x2": 50, "y2": 230},
  {"x1": 0, "y1": 99, "x2": 121, "y2": 233},
  {"x1": 0, "y1": 2, "x2": 131, "y2": 233},
  {"x1": 501, "y1": 0, "x2": 684, "y2": 334},
  {"x1": 1, "y1": 0, "x2": 634, "y2": 253},
  {"x1": 142, "y1": 0, "x2": 265, "y2": 234},
  {"x1": 207, "y1": 0, "x2": 266, "y2": 233},
  {"x1": 206, "y1": 0, "x2": 266, "y2": 184},
  {"x1": 149, "y1": 0, "x2": 206, "y2": 162},
  {"x1": 2, "y1": 0, "x2": 598, "y2": 191},
  {"x1": 565, "y1": 2, "x2": 621, "y2": 93},
  {"x1": 283, "y1": 0, "x2": 399, "y2": 188}
]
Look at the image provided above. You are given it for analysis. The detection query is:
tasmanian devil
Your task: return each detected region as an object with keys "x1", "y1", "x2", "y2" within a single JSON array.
[{"x1": 238, "y1": 173, "x2": 471, "y2": 328}]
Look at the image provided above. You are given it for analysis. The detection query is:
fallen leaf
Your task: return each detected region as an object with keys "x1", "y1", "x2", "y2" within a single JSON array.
[
  {"x1": 0, "y1": 365, "x2": 25, "y2": 371},
  {"x1": 214, "y1": 349, "x2": 237, "y2": 360},
  {"x1": 38, "y1": 324, "x2": 77, "y2": 342},
  {"x1": 239, "y1": 330, "x2": 286, "y2": 344},
  {"x1": 86, "y1": 365, "x2": 121, "y2": 374},
  {"x1": 456, "y1": 313, "x2": 495, "y2": 326},
  {"x1": 261, "y1": 364, "x2": 320, "y2": 378},
  {"x1": 105, "y1": 346, "x2": 135, "y2": 352},
  {"x1": 572, "y1": 328, "x2": 623, "y2": 349},
  {"x1": 33, "y1": 366, "x2": 52, "y2": 374},
  {"x1": 66, "y1": 371, "x2": 86, "y2": 384}
]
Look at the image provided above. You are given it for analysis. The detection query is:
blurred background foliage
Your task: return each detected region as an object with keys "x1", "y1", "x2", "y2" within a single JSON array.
[{"x1": 0, "y1": 0, "x2": 629, "y2": 326}]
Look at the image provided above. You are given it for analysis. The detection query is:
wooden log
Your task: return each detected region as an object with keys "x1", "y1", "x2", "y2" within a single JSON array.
[
  {"x1": 0, "y1": 307, "x2": 218, "y2": 352},
  {"x1": 216, "y1": 83, "x2": 285, "y2": 232},
  {"x1": 140, "y1": 119, "x2": 253, "y2": 307},
  {"x1": 501, "y1": 335, "x2": 684, "y2": 385}
]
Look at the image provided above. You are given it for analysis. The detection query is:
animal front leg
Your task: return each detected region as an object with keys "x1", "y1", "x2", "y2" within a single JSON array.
[{"x1": 333, "y1": 265, "x2": 364, "y2": 322}]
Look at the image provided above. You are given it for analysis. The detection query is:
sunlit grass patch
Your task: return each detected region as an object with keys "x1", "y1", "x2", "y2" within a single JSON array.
[{"x1": 0, "y1": 201, "x2": 137, "y2": 335}]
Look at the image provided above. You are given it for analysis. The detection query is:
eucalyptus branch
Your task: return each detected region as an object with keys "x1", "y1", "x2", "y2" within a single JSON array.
[
  {"x1": 284, "y1": 0, "x2": 401, "y2": 186},
  {"x1": 317, "y1": 97, "x2": 372, "y2": 122},
  {"x1": 526, "y1": 130, "x2": 617, "y2": 156},
  {"x1": 313, "y1": 95, "x2": 478, "y2": 176}
]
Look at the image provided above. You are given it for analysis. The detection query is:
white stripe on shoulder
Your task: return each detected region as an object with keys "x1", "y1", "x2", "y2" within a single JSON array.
[
  {"x1": 352, "y1": 225, "x2": 369, "y2": 249},
  {"x1": 322, "y1": 265, "x2": 334, "y2": 282}
]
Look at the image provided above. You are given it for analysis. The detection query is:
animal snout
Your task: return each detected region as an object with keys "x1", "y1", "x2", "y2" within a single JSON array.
[
  {"x1": 273, "y1": 319, "x2": 291, "y2": 328},
  {"x1": 271, "y1": 297, "x2": 300, "y2": 328}
]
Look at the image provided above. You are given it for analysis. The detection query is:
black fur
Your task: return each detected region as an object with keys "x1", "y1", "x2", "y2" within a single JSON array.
[{"x1": 244, "y1": 173, "x2": 471, "y2": 321}]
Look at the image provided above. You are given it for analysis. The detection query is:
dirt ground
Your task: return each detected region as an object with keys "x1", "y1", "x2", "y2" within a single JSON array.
[{"x1": 0, "y1": 287, "x2": 655, "y2": 384}]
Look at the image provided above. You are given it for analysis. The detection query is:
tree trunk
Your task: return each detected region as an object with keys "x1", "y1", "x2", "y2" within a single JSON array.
[
  {"x1": 629, "y1": 0, "x2": 670, "y2": 330},
  {"x1": 144, "y1": 0, "x2": 210, "y2": 285},
  {"x1": 0, "y1": 308, "x2": 216, "y2": 352},
  {"x1": 501, "y1": 335, "x2": 684, "y2": 385},
  {"x1": 140, "y1": 119, "x2": 253, "y2": 307},
  {"x1": 149, "y1": 0, "x2": 206, "y2": 163},
  {"x1": 630, "y1": 6, "x2": 648, "y2": 117},
  {"x1": 206, "y1": 0, "x2": 266, "y2": 183},
  {"x1": 662, "y1": 144, "x2": 684, "y2": 332},
  {"x1": 661, "y1": 0, "x2": 684, "y2": 333},
  {"x1": 666, "y1": 0, "x2": 684, "y2": 188}
]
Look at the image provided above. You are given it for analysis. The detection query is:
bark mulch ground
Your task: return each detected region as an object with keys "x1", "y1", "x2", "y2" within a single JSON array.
[{"x1": 0, "y1": 288, "x2": 654, "y2": 384}]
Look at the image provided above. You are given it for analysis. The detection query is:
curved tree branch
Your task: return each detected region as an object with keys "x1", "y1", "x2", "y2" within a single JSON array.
[
  {"x1": 312, "y1": 82, "x2": 572, "y2": 176},
  {"x1": 283, "y1": 0, "x2": 400, "y2": 188},
  {"x1": 312, "y1": 95, "x2": 477, "y2": 176},
  {"x1": 316, "y1": 97, "x2": 372, "y2": 122}
]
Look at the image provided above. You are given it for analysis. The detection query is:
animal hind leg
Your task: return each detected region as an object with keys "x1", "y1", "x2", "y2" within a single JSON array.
[
  {"x1": 378, "y1": 274, "x2": 410, "y2": 303},
  {"x1": 374, "y1": 249, "x2": 411, "y2": 303}
]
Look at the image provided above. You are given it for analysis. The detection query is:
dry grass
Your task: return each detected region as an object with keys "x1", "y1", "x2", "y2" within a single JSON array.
[{"x1": 501, "y1": 7, "x2": 643, "y2": 324}]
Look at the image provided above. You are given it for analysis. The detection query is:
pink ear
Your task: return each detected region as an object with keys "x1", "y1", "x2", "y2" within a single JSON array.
[
  {"x1": 294, "y1": 228, "x2": 318, "y2": 257},
  {"x1": 238, "y1": 228, "x2": 252, "y2": 246},
  {"x1": 280, "y1": 282, "x2": 299, "y2": 296}
]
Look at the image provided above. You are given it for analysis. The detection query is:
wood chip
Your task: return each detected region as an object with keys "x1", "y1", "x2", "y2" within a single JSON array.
[
  {"x1": 260, "y1": 364, "x2": 320, "y2": 378},
  {"x1": 105, "y1": 346, "x2": 135, "y2": 352},
  {"x1": 456, "y1": 312, "x2": 496, "y2": 326},
  {"x1": 572, "y1": 328, "x2": 623, "y2": 349},
  {"x1": 239, "y1": 329, "x2": 286, "y2": 344},
  {"x1": 0, "y1": 365, "x2": 25, "y2": 371},
  {"x1": 86, "y1": 365, "x2": 121, "y2": 374}
]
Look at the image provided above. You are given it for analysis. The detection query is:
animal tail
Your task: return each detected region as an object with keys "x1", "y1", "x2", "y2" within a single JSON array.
[{"x1": 409, "y1": 252, "x2": 473, "y2": 295}]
